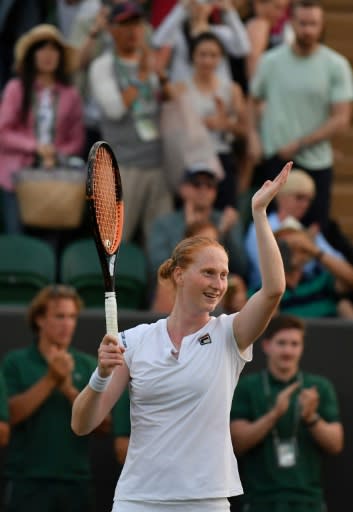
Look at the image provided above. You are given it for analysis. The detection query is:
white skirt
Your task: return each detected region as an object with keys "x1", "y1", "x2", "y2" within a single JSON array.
[{"x1": 112, "y1": 498, "x2": 230, "y2": 512}]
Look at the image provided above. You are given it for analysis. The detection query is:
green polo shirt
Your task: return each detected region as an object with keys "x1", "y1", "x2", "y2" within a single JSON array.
[
  {"x1": 112, "y1": 388, "x2": 131, "y2": 437},
  {"x1": 249, "y1": 271, "x2": 338, "y2": 318},
  {"x1": 1, "y1": 344, "x2": 97, "y2": 480},
  {"x1": 0, "y1": 370, "x2": 9, "y2": 422},
  {"x1": 230, "y1": 371, "x2": 340, "y2": 504},
  {"x1": 279, "y1": 272, "x2": 338, "y2": 318}
]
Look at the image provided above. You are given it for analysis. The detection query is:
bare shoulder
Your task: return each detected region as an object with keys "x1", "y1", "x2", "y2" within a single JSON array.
[
  {"x1": 247, "y1": 18, "x2": 270, "y2": 39},
  {"x1": 231, "y1": 81, "x2": 244, "y2": 101}
]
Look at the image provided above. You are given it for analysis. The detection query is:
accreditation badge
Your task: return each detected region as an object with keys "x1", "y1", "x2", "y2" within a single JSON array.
[
  {"x1": 275, "y1": 438, "x2": 297, "y2": 468},
  {"x1": 135, "y1": 118, "x2": 159, "y2": 142}
]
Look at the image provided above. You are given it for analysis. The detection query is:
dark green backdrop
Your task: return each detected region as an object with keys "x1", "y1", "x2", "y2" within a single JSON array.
[{"x1": 0, "y1": 307, "x2": 351, "y2": 512}]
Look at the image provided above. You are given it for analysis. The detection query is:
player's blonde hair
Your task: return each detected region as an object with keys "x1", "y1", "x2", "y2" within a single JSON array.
[{"x1": 158, "y1": 236, "x2": 227, "y2": 287}]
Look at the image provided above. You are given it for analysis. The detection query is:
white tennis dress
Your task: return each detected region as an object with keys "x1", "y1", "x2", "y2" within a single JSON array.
[{"x1": 113, "y1": 313, "x2": 252, "y2": 511}]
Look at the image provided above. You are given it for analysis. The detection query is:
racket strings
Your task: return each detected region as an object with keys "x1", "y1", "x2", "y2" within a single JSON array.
[{"x1": 93, "y1": 147, "x2": 122, "y2": 255}]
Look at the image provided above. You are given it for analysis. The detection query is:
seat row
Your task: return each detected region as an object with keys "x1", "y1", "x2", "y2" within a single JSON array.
[{"x1": 0, "y1": 234, "x2": 147, "y2": 309}]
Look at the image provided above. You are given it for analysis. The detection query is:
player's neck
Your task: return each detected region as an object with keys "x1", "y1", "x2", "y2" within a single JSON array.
[{"x1": 167, "y1": 308, "x2": 210, "y2": 346}]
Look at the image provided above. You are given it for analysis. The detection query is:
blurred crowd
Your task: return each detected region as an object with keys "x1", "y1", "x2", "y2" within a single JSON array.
[{"x1": 1, "y1": 0, "x2": 353, "y2": 320}]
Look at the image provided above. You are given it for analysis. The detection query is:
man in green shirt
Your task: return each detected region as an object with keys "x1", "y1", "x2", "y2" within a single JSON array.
[
  {"x1": 249, "y1": 0, "x2": 353, "y2": 231},
  {"x1": 1, "y1": 285, "x2": 110, "y2": 512},
  {"x1": 230, "y1": 314, "x2": 343, "y2": 512}
]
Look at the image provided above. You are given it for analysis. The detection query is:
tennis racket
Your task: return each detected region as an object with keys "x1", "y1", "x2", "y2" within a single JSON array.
[{"x1": 86, "y1": 141, "x2": 124, "y2": 337}]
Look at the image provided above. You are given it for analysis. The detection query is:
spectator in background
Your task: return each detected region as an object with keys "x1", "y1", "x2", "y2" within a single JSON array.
[
  {"x1": 68, "y1": 0, "x2": 152, "y2": 158},
  {"x1": 230, "y1": 314, "x2": 343, "y2": 512},
  {"x1": 150, "y1": 0, "x2": 178, "y2": 28},
  {"x1": 248, "y1": 0, "x2": 353, "y2": 231},
  {"x1": 171, "y1": 31, "x2": 248, "y2": 212},
  {"x1": 89, "y1": 1, "x2": 172, "y2": 246},
  {"x1": 245, "y1": 0, "x2": 291, "y2": 79},
  {"x1": 221, "y1": 273, "x2": 248, "y2": 313},
  {"x1": 147, "y1": 163, "x2": 248, "y2": 306},
  {"x1": 0, "y1": 285, "x2": 112, "y2": 512},
  {"x1": 274, "y1": 221, "x2": 353, "y2": 318},
  {"x1": 152, "y1": 0, "x2": 250, "y2": 83},
  {"x1": 185, "y1": 219, "x2": 220, "y2": 239},
  {"x1": 0, "y1": 0, "x2": 51, "y2": 92},
  {"x1": 68, "y1": 0, "x2": 112, "y2": 157},
  {"x1": 1, "y1": 285, "x2": 109, "y2": 512},
  {"x1": 56, "y1": 0, "x2": 85, "y2": 39},
  {"x1": 270, "y1": 0, "x2": 293, "y2": 46},
  {"x1": 0, "y1": 370, "x2": 10, "y2": 448},
  {"x1": 245, "y1": 169, "x2": 345, "y2": 289},
  {"x1": 0, "y1": 24, "x2": 84, "y2": 234}
]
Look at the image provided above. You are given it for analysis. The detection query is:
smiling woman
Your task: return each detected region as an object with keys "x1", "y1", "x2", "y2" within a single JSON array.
[{"x1": 71, "y1": 161, "x2": 293, "y2": 512}]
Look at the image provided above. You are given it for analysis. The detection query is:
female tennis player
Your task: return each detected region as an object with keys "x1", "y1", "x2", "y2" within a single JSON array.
[{"x1": 72, "y1": 161, "x2": 292, "y2": 512}]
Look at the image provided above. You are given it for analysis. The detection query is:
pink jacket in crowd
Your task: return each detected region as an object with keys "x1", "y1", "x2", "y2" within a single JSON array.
[{"x1": 0, "y1": 79, "x2": 85, "y2": 191}]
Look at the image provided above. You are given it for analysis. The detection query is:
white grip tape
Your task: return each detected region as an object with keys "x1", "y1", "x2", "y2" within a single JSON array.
[{"x1": 105, "y1": 292, "x2": 118, "y2": 336}]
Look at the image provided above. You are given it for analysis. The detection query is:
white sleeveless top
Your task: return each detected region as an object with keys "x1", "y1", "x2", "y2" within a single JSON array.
[
  {"x1": 114, "y1": 314, "x2": 252, "y2": 504},
  {"x1": 185, "y1": 78, "x2": 235, "y2": 154}
]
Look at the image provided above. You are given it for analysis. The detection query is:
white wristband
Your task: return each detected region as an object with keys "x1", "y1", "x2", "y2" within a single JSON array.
[{"x1": 88, "y1": 368, "x2": 112, "y2": 392}]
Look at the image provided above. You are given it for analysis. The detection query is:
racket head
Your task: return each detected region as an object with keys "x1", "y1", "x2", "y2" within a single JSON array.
[{"x1": 86, "y1": 141, "x2": 124, "y2": 290}]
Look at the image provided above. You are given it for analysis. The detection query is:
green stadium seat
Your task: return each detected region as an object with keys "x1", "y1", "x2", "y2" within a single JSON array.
[
  {"x1": 0, "y1": 234, "x2": 56, "y2": 305},
  {"x1": 61, "y1": 239, "x2": 147, "y2": 309}
]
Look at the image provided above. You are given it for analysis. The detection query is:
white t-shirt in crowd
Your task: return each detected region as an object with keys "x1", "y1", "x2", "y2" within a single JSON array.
[{"x1": 114, "y1": 314, "x2": 252, "y2": 504}]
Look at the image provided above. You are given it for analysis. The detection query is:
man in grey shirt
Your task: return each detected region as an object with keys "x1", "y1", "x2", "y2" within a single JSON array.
[{"x1": 89, "y1": 1, "x2": 172, "y2": 244}]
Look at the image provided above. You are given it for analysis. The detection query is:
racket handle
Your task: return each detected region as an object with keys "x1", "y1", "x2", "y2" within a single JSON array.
[{"x1": 105, "y1": 292, "x2": 118, "y2": 337}]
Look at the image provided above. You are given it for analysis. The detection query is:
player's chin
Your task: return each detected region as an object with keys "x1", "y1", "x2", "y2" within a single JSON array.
[{"x1": 203, "y1": 299, "x2": 220, "y2": 313}]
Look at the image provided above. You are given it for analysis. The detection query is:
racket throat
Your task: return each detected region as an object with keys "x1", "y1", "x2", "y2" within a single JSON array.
[
  {"x1": 108, "y1": 254, "x2": 116, "y2": 277},
  {"x1": 101, "y1": 253, "x2": 117, "y2": 292}
]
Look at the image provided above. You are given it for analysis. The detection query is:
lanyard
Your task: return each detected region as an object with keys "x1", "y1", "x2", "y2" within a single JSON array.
[
  {"x1": 113, "y1": 55, "x2": 155, "y2": 107},
  {"x1": 262, "y1": 370, "x2": 303, "y2": 443}
]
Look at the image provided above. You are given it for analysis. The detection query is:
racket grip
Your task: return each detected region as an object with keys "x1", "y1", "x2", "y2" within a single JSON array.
[{"x1": 105, "y1": 292, "x2": 118, "y2": 337}]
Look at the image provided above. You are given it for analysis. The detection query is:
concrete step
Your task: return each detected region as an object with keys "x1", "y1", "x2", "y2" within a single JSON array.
[
  {"x1": 334, "y1": 154, "x2": 353, "y2": 180},
  {"x1": 322, "y1": 0, "x2": 353, "y2": 11},
  {"x1": 332, "y1": 128, "x2": 353, "y2": 158},
  {"x1": 331, "y1": 182, "x2": 353, "y2": 240},
  {"x1": 325, "y1": 13, "x2": 353, "y2": 65}
]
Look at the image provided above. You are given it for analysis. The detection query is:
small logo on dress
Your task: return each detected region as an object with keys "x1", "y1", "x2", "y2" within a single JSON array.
[{"x1": 198, "y1": 333, "x2": 212, "y2": 345}]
